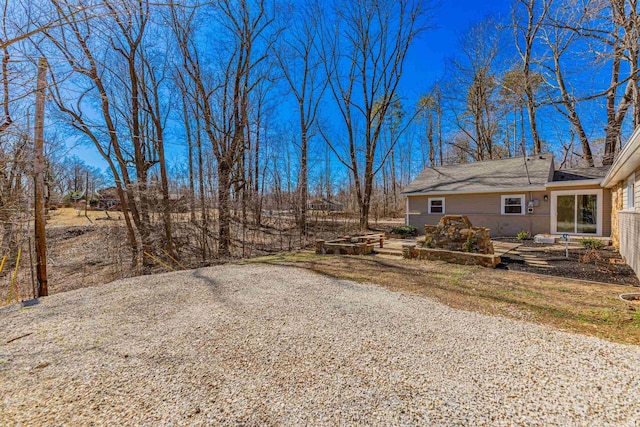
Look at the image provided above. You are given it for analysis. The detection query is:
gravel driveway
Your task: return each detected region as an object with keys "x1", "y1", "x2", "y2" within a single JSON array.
[{"x1": 1, "y1": 264, "x2": 639, "y2": 426}]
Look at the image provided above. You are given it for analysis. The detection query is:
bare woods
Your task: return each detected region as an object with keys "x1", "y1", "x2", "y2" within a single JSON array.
[{"x1": 1, "y1": 0, "x2": 639, "y2": 279}]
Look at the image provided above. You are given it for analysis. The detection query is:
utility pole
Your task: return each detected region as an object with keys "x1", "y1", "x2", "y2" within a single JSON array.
[{"x1": 34, "y1": 57, "x2": 48, "y2": 297}]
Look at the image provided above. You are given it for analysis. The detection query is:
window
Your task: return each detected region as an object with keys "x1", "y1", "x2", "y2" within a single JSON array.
[
  {"x1": 501, "y1": 194, "x2": 525, "y2": 215},
  {"x1": 551, "y1": 190, "x2": 602, "y2": 235},
  {"x1": 627, "y1": 174, "x2": 636, "y2": 209},
  {"x1": 428, "y1": 197, "x2": 445, "y2": 214}
]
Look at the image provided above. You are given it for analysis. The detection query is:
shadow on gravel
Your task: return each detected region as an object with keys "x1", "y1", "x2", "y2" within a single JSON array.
[
  {"x1": 190, "y1": 268, "x2": 246, "y2": 312},
  {"x1": 248, "y1": 252, "x2": 640, "y2": 345}
]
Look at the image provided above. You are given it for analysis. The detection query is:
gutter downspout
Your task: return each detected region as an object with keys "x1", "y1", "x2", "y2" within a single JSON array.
[{"x1": 405, "y1": 197, "x2": 409, "y2": 226}]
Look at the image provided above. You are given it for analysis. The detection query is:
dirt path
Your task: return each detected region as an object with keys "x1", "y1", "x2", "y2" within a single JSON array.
[{"x1": 1, "y1": 264, "x2": 639, "y2": 425}]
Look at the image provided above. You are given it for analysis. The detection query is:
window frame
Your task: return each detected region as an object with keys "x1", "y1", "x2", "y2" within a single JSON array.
[
  {"x1": 501, "y1": 194, "x2": 525, "y2": 216},
  {"x1": 428, "y1": 197, "x2": 445, "y2": 214},
  {"x1": 550, "y1": 189, "x2": 603, "y2": 236}
]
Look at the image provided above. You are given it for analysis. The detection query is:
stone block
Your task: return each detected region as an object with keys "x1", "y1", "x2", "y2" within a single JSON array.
[{"x1": 403, "y1": 246, "x2": 500, "y2": 268}]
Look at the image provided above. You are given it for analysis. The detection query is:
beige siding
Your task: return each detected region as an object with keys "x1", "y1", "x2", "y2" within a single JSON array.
[
  {"x1": 622, "y1": 167, "x2": 640, "y2": 209},
  {"x1": 407, "y1": 186, "x2": 612, "y2": 237},
  {"x1": 408, "y1": 191, "x2": 550, "y2": 237},
  {"x1": 636, "y1": 168, "x2": 640, "y2": 207},
  {"x1": 616, "y1": 166, "x2": 640, "y2": 279},
  {"x1": 619, "y1": 211, "x2": 640, "y2": 279}
]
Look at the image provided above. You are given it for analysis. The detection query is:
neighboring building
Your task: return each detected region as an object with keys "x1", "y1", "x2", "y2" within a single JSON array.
[
  {"x1": 308, "y1": 198, "x2": 343, "y2": 212},
  {"x1": 602, "y1": 127, "x2": 640, "y2": 279},
  {"x1": 95, "y1": 187, "x2": 121, "y2": 210},
  {"x1": 402, "y1": 153, "x2": 611, "y2": 238}
]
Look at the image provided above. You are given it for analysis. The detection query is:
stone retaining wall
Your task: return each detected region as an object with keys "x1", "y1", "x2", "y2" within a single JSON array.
[
  {"x1": 315, "y1": 239, "x2": 375, "y2": 255},
  {"x1": 402, "y1": 244, "x2": 501, "y2": 268}
]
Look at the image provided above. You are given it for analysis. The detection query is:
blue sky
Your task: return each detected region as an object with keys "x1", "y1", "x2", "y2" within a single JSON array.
[
  {"x1": 401, "y1": 0, "x2": 512, "y2": 96},
  {"x1": 68, "y1": 0, "x2": 515, "y2": 175}
]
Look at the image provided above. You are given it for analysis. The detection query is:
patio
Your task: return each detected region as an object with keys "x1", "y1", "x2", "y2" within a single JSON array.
[{"x1": 373, "y1": 236, "x2": 638, "y2": 286}]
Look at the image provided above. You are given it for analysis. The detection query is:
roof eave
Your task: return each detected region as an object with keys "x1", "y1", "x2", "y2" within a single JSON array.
[
  {"x1": 402, "y1": 178, "x2": 604, "y2": 196},
  {"x1": 602, "y1": 126, "x2": 640, "y2": 187},
  {"x1": 545, "y1": 178, "x2": 603, "y2": 188},
  {"x1": 402, "y1": 186, "x2": 547, "y2": 196}
]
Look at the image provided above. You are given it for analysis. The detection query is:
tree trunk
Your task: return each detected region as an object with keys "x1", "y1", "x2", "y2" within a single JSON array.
[
  {"x1": 298, "y1": 123, "x2": 308, "y2": 235},
  {"x1": 217, "y1": 160, "x2": 232, "y2": 258}
]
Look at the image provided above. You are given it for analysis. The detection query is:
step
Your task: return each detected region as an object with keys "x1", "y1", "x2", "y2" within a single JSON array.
[{"x1": 375, "y1": 248, "x2": 404, "y2": 257}]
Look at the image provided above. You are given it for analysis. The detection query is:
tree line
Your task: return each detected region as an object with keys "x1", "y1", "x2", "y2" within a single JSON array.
[{"x1": 0, "y1": 0, "x2": 638, "y2": 270}]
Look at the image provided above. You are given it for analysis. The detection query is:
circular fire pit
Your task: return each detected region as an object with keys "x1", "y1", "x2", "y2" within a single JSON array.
[{"x1": 619, "y1": 293, "x2": 640, "y2": 303}]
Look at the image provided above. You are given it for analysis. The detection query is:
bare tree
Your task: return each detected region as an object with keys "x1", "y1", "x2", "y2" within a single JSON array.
[
  {"x1": 319, "y1": 0, "x2": 430, "y2": 229},
  {"x1": 513, "y1": 0, "x2": 549, "y2": 154},
  {"x1": 43, "y1": 0, "x2": 161, "y2": 265},
  {"x1": 592, "y1": 0, "x2": 639, "y2": 165},
  {"x1": 274, "y1": 1, "x2": 326, "y2": 235},
  {"x1": 171, "y1": 0, "x2": 275, "y2": 257},
  {"x1": 446, "y1": 19, "x2": 503, "y2": 161},
  {"x1": 538, "y1": 0, "x2": 595, "y2": 166}
]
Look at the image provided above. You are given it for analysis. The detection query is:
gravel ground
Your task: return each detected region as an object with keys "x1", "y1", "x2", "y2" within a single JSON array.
[{"x1": 1, "y1": 264, "x2": 639, "y2": 426}]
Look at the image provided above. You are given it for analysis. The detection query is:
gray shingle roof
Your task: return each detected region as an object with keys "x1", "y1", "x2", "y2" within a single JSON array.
[
  {"x1": 401, "y1": 154, "x2": 554, "y2": 194},
  {"x1": 552, "y1": 166, "x2": 610, "y2": 181}
]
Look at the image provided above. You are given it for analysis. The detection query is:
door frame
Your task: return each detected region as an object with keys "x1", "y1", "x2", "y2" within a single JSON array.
[{"x1": 550, "y1": 189, "x2": 603, "y2": 236}]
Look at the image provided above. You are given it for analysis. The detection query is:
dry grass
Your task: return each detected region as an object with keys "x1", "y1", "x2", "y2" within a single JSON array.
[
  {"x1": 249, "y1": 252, "x2": 640, "y2": 345},
  {"x1": 1, "y1": 224, "x2": 131, "y2": 306},
  {"x1": 46, "y1": 207, "x2": 126, "y2": 227}
]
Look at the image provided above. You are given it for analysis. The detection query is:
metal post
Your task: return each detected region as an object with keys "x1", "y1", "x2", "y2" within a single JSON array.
[{"x1": 34, "y1": 57, "x2": 48, "y2": 297}]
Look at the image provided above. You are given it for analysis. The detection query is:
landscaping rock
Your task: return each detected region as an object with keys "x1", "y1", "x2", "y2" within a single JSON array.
[{"x1": 423, "y1": 215, "x2": 494, "y2": 254}]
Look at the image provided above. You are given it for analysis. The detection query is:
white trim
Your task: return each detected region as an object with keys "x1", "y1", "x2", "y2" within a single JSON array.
[
  {"x1": 545, "y1": 178, "x2": 603, "y2": 188},
  {"x1": 626, "y1": 172, "x2": 636, "y2": 209},
  {"x1": 403, "y1": 187, "x2": 546, "y2": 196},
  {"x1": 428, "y1": 197, "x2": 445, "y2": 214},
  {"x1": 405, "y1": 197, "x2": 409, "y2": 225},
  {"x1": 550, "y1": 189, "x2": 603, "y2": 236},
  {"x1": 501, "y1": 194, "x2": 525, "y2": 215},
  {"x1": 403, "y1": 177, "x2": 607, "y2": 197},
  {"x1": 602, "y1": 125, "x2": 640, "y2": 187}
]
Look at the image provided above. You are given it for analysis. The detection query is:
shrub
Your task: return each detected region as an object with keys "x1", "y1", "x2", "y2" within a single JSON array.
[
  {"x1": 580, "y1": 247, "x2": 603, "y2": 264},
  {"x1": 516, "y1": 230, "x2": 532, "y2": 240},
  {"x1": 579, "y1": 238, "x2": 604, "y2": 250},
  {"x1": 390, "y1": 225, "x2": 418, "y2": 237},
  {"x1": 463, "y1": 233, "x2": 475, "y2": 252}
]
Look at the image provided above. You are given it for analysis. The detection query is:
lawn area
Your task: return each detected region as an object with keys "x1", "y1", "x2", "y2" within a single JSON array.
[
  {"x1": 249, "y1": 252, "x2": 640, "y2": 345},
  {"x1": 47, "y1": 207, "x2": 124, "y2": 227}
]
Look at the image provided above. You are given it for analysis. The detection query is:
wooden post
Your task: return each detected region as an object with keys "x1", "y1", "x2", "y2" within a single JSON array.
[{"x1": 34, "y1": 57, "x2": 48, "y2": 297}]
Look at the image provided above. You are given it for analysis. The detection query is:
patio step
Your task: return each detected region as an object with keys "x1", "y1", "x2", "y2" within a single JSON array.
[
  {"x1": 533, "y1": 234, "x2": 611, "y2": 245},
  {"x1": 375, "y1": 248, "x2": 404, "y2": 257}
]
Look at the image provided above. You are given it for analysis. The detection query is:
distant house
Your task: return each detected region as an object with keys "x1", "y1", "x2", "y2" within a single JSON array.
[
  {"x1": 95, "y1": 187, "x2": 121, "y2": 210},
  {"x1": 308, "y1": 198, "x2": 343, "y2": 212},
  {"x1": 402, "y1": 153, "x2": 611, "y2": 237},
  {"x1": 602, "y1": 127, "x2": 640, "y2": 278}
]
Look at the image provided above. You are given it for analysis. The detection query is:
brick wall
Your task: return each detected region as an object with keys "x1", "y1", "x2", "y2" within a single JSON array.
[{"x1": 619, "y1": 211, "x2": 640, "y2": 279}]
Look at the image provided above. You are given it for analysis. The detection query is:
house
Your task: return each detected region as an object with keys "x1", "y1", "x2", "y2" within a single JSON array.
[
  {"x1": 402, "y1": 153, "x2": 611, "y2": 238},
  {"x1": 95, "y1": 187, "x2": 121, "y2": 210},
  {"x1": 602, "y1": 127, "x2": 640, "y2": 278},
  {"x1": 308, "y1": 198, "x2": 343, "y2": 212}
]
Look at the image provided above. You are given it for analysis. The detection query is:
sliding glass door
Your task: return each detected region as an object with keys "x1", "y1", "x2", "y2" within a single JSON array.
[
  {"x1": 551, "y1": 190, "x2": 601, "y2": 235},
  {"x1": 556, "y1": 195, "x2": 576, "y2": 233},
  {"x1": 577, "y1": 194, "x2": 598, "y2": 234}
]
